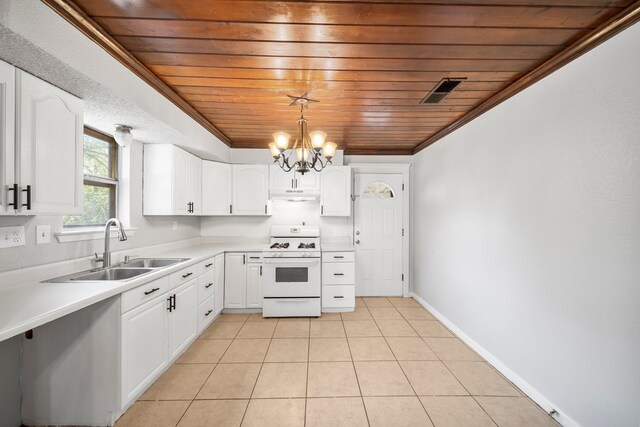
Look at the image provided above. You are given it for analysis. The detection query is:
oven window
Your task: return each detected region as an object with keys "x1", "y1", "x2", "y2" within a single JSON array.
[{"x1": 275, "y1": 267, "x2": 309, "y2": 283}]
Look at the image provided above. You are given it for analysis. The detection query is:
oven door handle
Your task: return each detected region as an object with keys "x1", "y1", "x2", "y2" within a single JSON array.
[
  {"x1": 263, "y1": 258, "x2": 320, "y2": 265},
  {"x1": 270, "y1": 299, "x2": 312, "y2": 303}
]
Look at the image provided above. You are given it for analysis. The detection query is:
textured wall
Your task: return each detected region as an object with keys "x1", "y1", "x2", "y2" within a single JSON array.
[
  {"x1": 0, "y1": 141, "x2": 201, "y2": 273},
  {"x1": 412, "y1": 23, "x2": 640, "y2": 427}
]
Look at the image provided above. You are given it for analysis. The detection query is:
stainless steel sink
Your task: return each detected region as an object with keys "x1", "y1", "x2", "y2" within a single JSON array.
[
  {"x1": 70, "y1": 268, "x2": 154, "y2": 281},
  {"x1": 44, "y1": 257, "x2": 191, "y2": 283},
  {"x1": 118, "y1": 258, "x2": 189, "y2": 268}
]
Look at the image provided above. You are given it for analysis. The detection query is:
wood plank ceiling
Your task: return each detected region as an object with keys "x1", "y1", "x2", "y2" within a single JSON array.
[{"x1": 50, "y1": 0, "x2": 639, "y2": 154}]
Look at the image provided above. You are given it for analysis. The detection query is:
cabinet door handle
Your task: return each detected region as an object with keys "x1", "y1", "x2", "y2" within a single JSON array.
[
  {"x1": 260, "y1": 265, "x2": 262, "y2": 276},
  {"x1": 334, "y1": 256, "x2": 344, "y2": 259},
  {"x1": 172, "y1": 294, "x2": 176, "y2": 310},
  {"x1": 167, "y1": 296, "x2": 173, "y2": 312},
  {"x1": 321, "y1": 205, "x2": 324, "y2": 215},
  {"x1": 22, "y1": 185, "x2": 32, "y2": 210},
  {"x1": 144, "y1": 287, "x2": 160, "y2": 295},
  {"x1": 334, "y1": 273, "x2": 345, "y2": 276},
  {"x1": 205, "y1": 309, "x2": 213, "y2": 316},
  {"x1": 264, "y1": 204, "x2": 267, "y2": 214},
  {"x1": 205, "y1": 263, "x2": 213, "y2": 267},
  {"x1": 205, "y1": 283, "x2": 213, "y2": 288},
  {"x1": 229, "y1": 204, "x2": 233, "y2": 214},
  {"x1": 7, "y1": 184, "x2": 18, "y2": 209},
  {"x1": 249, "y1": 256, "x2": 260, "y2": 259},
  {"x1": 291, "y1": 178, "x2": 294, "y2": 188},
  {"x1": 243, "y1": 254, "x2": 246, "y2": 264},
  {"x1": 333, "y1": 295, "x2": 344, "y2": 299},
  {"x1": 295, "y1": 179, "x2": 298, "y2": 189}
]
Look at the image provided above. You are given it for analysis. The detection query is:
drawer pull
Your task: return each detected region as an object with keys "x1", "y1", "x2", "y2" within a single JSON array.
[
  {"x1": 334, "y1": 273, "x2": 345, "y2": 276},
  {"x1": 334, "y1": 256, "x2": 344, "y2": 259},
  {"x1": 182, "y1": 272, "x2": 193, "y2": 278},
  {"x1": 333, "y1": 295, "x2": 344, "y2": 299},
  {"x1": 205, "y1": 263, "x2": 213, "y2": 268},
  {"x1": 250, "y1": 256, "x2": 260, "y2": 259},
  {"x1": 144, "y1": 287, "x2": 160, "y2": 295},
  {"x1": 205, "y1": 283, "x2": 213, "y2": 288},
  {"x1": 204, "y1": 309, "x2": 213, "y2": 316}
]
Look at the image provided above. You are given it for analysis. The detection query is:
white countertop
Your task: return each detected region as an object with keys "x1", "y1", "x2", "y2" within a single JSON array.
[
  {"x1": 321, "y1": 243, "x2": 356, "y2": 252},
  {"x1": 0, "y1": 241, "x2": 264, "y2": 342}
]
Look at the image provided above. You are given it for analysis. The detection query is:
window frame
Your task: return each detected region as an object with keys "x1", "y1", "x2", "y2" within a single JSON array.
[{"x1": 64, "y1": 127, "x2": 119, "y2": 228}]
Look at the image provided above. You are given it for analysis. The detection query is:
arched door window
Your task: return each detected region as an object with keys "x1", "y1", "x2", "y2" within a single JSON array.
[{"x1": 362, "y1": 182, "x2": 395, "y2": 198}]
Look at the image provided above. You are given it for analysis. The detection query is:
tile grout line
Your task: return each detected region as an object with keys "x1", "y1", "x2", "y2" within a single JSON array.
[
  {"x1": 369, "y1": 299, "x2": 440, "y2": 427},
  {"x1": 341, "y1": 314, "x2": 372, "y2": 427}
]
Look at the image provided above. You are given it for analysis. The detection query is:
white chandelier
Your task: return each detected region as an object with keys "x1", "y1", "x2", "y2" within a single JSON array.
[{"x1": 269, "y1": 94, "x2": 337, "y2": 174}]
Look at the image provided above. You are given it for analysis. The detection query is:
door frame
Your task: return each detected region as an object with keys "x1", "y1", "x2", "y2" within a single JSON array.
[{"x1": 349, "y1": 164, "x2": 411, "y2": 297}]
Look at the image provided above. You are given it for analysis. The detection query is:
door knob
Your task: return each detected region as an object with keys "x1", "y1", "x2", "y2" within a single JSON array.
[{"x1": 355, "y1": 240, "x2": 360, "y2": 244}]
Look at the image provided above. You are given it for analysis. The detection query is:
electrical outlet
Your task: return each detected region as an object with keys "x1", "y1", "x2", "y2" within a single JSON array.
[
  {"x1": 172, "y1": 221, "x2": 178, "y2": 231},
  {"x1": 0, "y1": 226, "x2": 26, "y2": 249},
  {"x1": 36, "y1": 225, "x2": 51, "y2": 244}
]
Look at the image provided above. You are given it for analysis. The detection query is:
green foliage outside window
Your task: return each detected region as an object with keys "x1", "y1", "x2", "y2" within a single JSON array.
[{"x1": 64, "y1": 130, "x2": 118, "y2": 227}]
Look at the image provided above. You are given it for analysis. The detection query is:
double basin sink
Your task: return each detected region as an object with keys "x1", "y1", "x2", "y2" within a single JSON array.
[{"x1": 46, "y1": 258, "x2": 191, "y2": 283}]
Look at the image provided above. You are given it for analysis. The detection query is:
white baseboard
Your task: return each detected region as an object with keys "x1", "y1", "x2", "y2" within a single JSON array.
[{"x1": 410, "y1": 292, "x2": 580, "y2": 427}]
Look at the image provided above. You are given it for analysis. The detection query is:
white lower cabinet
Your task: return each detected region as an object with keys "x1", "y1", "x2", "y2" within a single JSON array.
[
  {"x1": 224, "y1": 253, "x2": 246, "y2": 308},
  {"x1": 224, "y1": 252, "x2": 263, "y2": 309},
  {"x1": 120, "y1": 289, "x2": 169, "y2": 407},
  {"x1": 321, "y1": 251, "x2": 356, "y2": 312},
  {"x1": 168, "y1": 279, "x2": 198, "y2": 360},
  {"x1": 246, "y1": 262, "x2": 263, "y2": 308},
  {"x1": 214, "y1": 254, "x2": 225, "y2": 315},
  {"x1": 120, "y1": 274, "x2": 198, "y2": 409}
]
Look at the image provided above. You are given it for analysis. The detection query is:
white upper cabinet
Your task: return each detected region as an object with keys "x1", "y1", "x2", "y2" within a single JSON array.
[
  {"x1": 17, "y1": 70, "x2": 84, "y2": 215},
  {"x1": 0, "y1": 60, "x2": 15, "y2": 215},
  {"x1": 321, "y1": 166, "x2": 352, "y2": 216},
  {"x1": 202, "y1": 161, "x2": 232, "y2": 215},
  {"x1": 296, "y1": 170, "x2": 320, "y2": 192},
  {"x1": 144, "y1": 144, "x2": 201, "y2": 215},
  {"x1": 269, "y1": 164, "x2": 320, "y2": 196},
  {"x1": 232, "y1": 164, "x2": 270, "y2": 215}
]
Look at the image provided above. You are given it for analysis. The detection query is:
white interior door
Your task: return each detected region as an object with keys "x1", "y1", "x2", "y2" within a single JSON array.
[{"x1": 354, "y1": 173, "x2": 403, "y2": 296}]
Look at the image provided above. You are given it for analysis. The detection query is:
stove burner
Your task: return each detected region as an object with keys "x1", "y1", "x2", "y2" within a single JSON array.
[
  {"x1": 298, "y1": 243, "x2": 316, "y2": 249},
  {"x1": 270, "y1": 243, "x2": 290, "y2": 249}
]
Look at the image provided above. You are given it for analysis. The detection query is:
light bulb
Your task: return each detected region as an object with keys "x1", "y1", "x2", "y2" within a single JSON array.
[
  {"x1": 323, "y1": 141, "x2": 337, "y2": 159},
  {"x1": 272, "y1": 132, "x2": 290, "y2": 151},
  {"x1": 269, "y1": 142, "x2": 281, "y2": 159},
  {"x1": 309, "y1": 131, "x2": 327, "y2": 151},
  {"x1": 295, "y1": 147, "x2": 310, "y2": 162}
]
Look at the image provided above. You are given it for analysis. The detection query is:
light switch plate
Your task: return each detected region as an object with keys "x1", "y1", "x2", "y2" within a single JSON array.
[
  {"x1": 0, "y1": 226, "x2": 26, "y2": 249},
  {"x1": 36, "y1": 225, "x2": 51, "y2": 244}
]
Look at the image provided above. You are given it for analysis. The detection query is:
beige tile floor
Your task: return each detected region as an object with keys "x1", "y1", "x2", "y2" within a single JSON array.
[{"x1": 116, "y1": 297, "x2": 559, "y2": 427}]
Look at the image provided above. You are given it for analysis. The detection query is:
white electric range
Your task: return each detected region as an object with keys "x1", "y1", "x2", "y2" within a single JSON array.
[{"x1": 262, "y1": 225, "x2": 322, "y2": 317}]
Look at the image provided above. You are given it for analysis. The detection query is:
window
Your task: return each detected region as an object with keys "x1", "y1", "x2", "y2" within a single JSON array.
[
  {"x1": 362, "y1": 182, "x2": 395, "y2": 199},
  {"x1": 64, "y1": 128, "x2": 118, "y2": 227}
]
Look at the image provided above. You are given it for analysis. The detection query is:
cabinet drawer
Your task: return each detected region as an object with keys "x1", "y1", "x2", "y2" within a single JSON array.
[
  {"x1": 197, "y1": 295, "x2": 216, "y2": 334},
  {"x1": 198, "y1": 256, "x2": 215, "y2": 275},
  {"x1": 263, "y1": 298, "x2": 321, "y2": 317},
  {"x1": 247, "y1": 252, "x2": 263, "y2": 263},
  {"x1": 322, "y1": 252, "x2": 355, "y2": 263},
  {"x1": 322, "y1": 285, "x2": 355, "y2": 308},
  {"x1": 121, "y1": 276, "x2": 169, "y2": 314},
  {"x1": 322, "y1": 262, "x2": 355, "y2": 285},
  {"x1": 197, "y1": 270, "x2": 215, "y2": 304},
  {"x1": 170, "y1": 265, "x2": 198, "y2": 289}
]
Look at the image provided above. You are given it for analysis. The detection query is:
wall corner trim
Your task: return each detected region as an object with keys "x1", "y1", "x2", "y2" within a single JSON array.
[{"x1": 409, "y1": 292, "x2": 582, "y2": 427}]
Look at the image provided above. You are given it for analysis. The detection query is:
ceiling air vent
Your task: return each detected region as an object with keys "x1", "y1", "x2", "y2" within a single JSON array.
[{"x1": 420, "y1": 78, "x2": 466, "y2": 104}]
